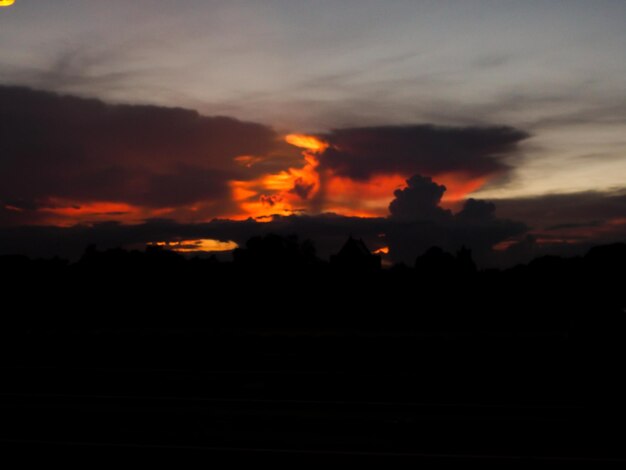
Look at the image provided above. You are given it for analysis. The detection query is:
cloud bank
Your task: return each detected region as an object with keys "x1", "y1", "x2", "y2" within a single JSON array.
[
  {"x1": 1, "y1": 86, "x2": 623, "y2": 265},
  {"x1": 0, "y1": 86, "x2": 279, "y2": 223}
]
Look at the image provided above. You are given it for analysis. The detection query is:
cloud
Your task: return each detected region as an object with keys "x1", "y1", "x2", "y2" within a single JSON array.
[
  {"x1": 457, "y1": 198, "x2": 497, "y2": 221},
  {"x1": 385, "y1": 175, "x2": 527, "y2": 264},
  {"x1": 389, "y1": 175, "x2": 450, "y2": 221},
  {"x1": 0, "y1": 86, "x2": 278, "y2": 223},
  {"x1": 0, "y1": 87, "x2": 536, "y2": 225},
  {"x1": 494, "y1": 189, "x2": 626, "y2": 228},
  {"x1": 2, "y1": 86, "x2": 620, "y2": 266},
  {"x1": 0, "y1": 173, "x2": 529, "y2": 267},
  {"x1": 492, "y1": 189, "x2": 626, "y2": 252},
  {"x1": 318, "y1": 124, "x2": 530, "y2": 181}
]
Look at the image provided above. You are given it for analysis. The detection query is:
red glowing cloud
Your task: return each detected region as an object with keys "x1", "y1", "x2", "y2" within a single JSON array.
[
  {"x1": 0, "y1": 87, "x2": 526, "y2": 228},
  {"x1": 227, "y1": 133, "x2": 326, "y2": 219},
  {"x1": 227, "y1": 131, "x2": 494, "y2": 220}
]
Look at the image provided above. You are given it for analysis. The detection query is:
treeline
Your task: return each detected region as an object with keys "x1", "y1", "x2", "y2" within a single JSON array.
[{"x1": 0, "y1": 235, "x2": 624, "y2": 333}]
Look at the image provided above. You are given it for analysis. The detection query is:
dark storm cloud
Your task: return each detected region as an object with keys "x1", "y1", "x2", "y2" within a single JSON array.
[
  {"x1": 389, "y1": 175, "x2": 450, "y2": 221},
  {"x1": 385, "y1": 175, "x2": 526, "y2": 264},
  {"x1": 0, "y1": 86, "x2": 277, "y2": 216},
  {"x1": 456, "y1": 198, "x2": 497, "y2": 221},
  {"x1": 493, "y1": 189, "x2": 626, "y2": 232},
  {"x1": 142, "y1": 166, "x2": 234, "y2": 207},
  {"x1": 319, "y1": 125, "x2": 529, "y2": 180}
]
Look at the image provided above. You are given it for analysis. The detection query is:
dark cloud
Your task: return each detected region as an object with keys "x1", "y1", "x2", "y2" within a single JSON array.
[
  {"x1": 493, "y1": 189, "x2": 626, "y2": 233},
  {"x1": 457, "y1": 199, "x2": 497, "y2": 221},
  {"x1": 2, "y1": 87, "x2": 620, "y2": 267},
  {"x1": 389, "y1": 175, "x2": 450, "y2": 221},
  {"x1": 142, "y1": 166, "x2": 233, "y2": 207},
  {"x1": 386, "y1": 175, "x2": 526, "y2": 264},
  {"x1": 546, "y1": 221, "x2": 603, "y2": 231},
  {"x1": 488, "y1": 189, "x2": 626, "y2": 265},
  {"x1": 319, "y1": 124, "x2": 529, "y2": 180},
  {"x1": 291, "y1": 178, "x2": 316, "y2": 200},
  {"x1": 0, "y1": 86, "x2": 277, "y2": 220}
]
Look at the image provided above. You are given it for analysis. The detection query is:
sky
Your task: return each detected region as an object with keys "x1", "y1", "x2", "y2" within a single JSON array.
[{"x1": 1, "y1": 1, "x2": 625, "y2": 264}]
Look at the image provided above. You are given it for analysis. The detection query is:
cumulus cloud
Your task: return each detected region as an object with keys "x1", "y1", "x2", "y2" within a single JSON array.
[
  {"x1": 319, "y1": 125, "x2": 529, "y2": 181},
  {"x1": 389, "y1": 175, "x2": 450, "y2": 221},
  {"x1": 457, "y1": 198, "x2": 497, "y2": 221},
  {"x1": 385, "y1": 175, "x2": 527, "y2": 264}
]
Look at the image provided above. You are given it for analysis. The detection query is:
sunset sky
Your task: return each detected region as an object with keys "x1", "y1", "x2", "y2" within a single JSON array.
[{"x1": 1, "y1": 1, "x2": 625, "y2": 263}]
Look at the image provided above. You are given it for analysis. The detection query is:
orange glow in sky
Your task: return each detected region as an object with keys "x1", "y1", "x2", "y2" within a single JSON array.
[
  {"x1": 324, "y1": 173, "x2": 407, "y2": 217},
  {"x1": 29, "y1": 134, "x2": 492, "y2": 226},
  {"x1": 285, "y1": 133, "x2": 329, "y2": 153},
  {"x1": 321, "y1": 170, "x2": 489, "y2": 217},
  {"x1": 228, "y1": 134, "x2": 326, "y2": 219},
  {"x1": 227, "y1": 134, "x2": 491, "y2": 219},
  {"x1": 43, "y1": 201, "x2": 135, "y2": 217},
  {"x1": 149, "y1": 239, "x2": 238, "y2": 253},
  {"x1": 436, "y1": 173, "x2": 488, "y2": 202},
  {"x1": 234, "y1": 155, "x2": 263, "y2": 168},
  {"x1": 532, "y1": 216, "x2": 626, "y2": 245},
  {"x1": 39, "y1": 200, "x2": 142, "y2": 226}
]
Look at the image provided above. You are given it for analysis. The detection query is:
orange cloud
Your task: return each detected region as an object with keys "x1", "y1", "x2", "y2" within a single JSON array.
[
  {"x1": 322, "y1": 171, "x2": 488, "y2": 217},
  {"x1": 227, "y1": 134, "x2": 326, "y2": 219},
  {"x1": 324, "y1": 173, "x2": 407, "y2": 217},
  {"x1": 435, "y1": 172, "x2": 488, "y2": 202},
  {"x1": 285, "y1": 134, "x2": 329, "y2": 153},
  {"x1": 25, "y1": 131, "x2": 491, "y2": 227},
  {"x1": 39, "y1": 200, "x2": 141, "y2": 226}
]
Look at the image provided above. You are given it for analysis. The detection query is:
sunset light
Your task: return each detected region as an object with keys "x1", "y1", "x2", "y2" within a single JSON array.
[
  {"x1": 437, "y1": 173, "x2": 488, "y2": 202},
  {"x1": 285, "y1": 134, "x2": 329, "y2": 153},
  {"x1": 226, "y1": 134, "x2": 327, "y2": 219},
  {"x1": 2, "y1": 1, "x2": 625, "y2": 263},
  {"x1": 148, "y1": 239, "x2": 238, "y2": 253},
  {"x1": 3, "y1": 2, "x2": 626, "y2": 457}
]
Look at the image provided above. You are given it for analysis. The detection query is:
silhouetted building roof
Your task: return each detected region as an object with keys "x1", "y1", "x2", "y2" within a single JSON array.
[{"x1": 330, "y1": 236, "x2": 381, "y2": 271}]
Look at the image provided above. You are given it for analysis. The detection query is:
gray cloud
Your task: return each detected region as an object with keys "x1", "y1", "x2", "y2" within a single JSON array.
[
  {"x1": 319, "y1": 125, "x2": 529, "y2": 181},
  {"x1": 0, "y1": 86, "x2": 278, "y2": 219},
  {"x1": 493, "y1": 189, "x2": 626, "y2": 232}
]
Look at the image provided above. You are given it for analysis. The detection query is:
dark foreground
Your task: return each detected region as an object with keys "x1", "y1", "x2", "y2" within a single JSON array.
[
  {"x1": 1, "y1": 328, "x2": 626, "y2": 465},
  {"x1": 1, "y1": 240, "x2": 625, "y2": 462}
]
